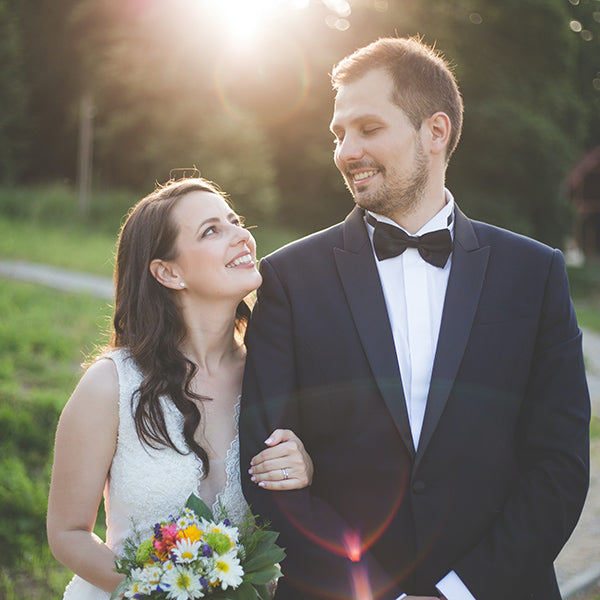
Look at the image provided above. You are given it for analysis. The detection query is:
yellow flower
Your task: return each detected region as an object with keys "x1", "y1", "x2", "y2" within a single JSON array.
[{"x1": 179, "y1": 524, "x2": 203, "y2": 543}]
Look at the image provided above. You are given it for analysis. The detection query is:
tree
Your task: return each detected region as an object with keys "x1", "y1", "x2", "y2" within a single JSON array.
[{"x1": 0, "y1": 0, "x2": 28, "y2": 182}]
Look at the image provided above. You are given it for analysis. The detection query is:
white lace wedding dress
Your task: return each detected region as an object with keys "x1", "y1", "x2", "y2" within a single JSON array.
[{"x1": 62, "y1": 348, "x2": 249, "y2": 600}]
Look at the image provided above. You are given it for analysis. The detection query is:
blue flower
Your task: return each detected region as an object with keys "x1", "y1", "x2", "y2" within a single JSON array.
[
  {"x1": 224, "y1": 518, "x2": 231, "y2": 526},
  {"x1": 202, "y1": 544, "x2": 213, "y2": 557}
]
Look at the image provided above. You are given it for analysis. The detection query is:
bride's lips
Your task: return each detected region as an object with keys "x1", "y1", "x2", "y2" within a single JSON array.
[{"x1": 225, "y1": 251, "x2": 255, "y2": 269}]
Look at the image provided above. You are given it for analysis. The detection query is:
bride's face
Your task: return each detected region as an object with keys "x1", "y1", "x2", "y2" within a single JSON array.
[{"x1": 168, "y1": 190, "x2": 262, "y2": 302}]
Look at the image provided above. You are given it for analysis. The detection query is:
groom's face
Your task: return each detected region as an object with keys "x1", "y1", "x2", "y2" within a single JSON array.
[{"x1": 329, "y1": 68, "x2": 430, "y2": 220}]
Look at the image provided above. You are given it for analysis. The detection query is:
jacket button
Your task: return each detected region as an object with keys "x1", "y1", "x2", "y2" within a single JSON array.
[{"x1": 413, "y1": 480, "x2": 426, "y2": 494}]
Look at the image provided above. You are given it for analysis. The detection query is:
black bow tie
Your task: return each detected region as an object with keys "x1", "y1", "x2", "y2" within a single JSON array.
[{"x1": 366, "y1": 213, "x2": 453, "y2": 268}]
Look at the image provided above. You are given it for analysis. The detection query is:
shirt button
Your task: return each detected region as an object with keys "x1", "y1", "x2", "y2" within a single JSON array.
[{"x1": 413, "y1": 480, "x2": 426, "y2": 494}]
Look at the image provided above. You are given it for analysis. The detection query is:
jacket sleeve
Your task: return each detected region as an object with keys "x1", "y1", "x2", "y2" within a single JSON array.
[
  {"x1": 239, "y1": 257, "x2": 404, "y2": 600},
  {"x1": 453, "y1": 249, "x2": 590, "y2": 600}
]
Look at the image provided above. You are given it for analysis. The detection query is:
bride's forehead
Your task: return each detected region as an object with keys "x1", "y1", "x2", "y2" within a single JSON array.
[{"x1": 175, "y1": 191, "x2": 234, "y2": 219}]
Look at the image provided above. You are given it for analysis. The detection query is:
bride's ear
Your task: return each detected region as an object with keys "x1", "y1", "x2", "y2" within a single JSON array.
[{"x1": 149, "y1": 259, "x2": 184, "y2": 291}]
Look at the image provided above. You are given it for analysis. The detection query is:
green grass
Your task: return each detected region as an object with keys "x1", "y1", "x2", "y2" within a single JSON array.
[
  {"x1": 0, "y1": 218, "x2": 117, "y2": 276},
  {"x1": 0, "y1": 279, "x2": 112, "y2": 598},
  {"x1": 574, "y1": 304, "x2": 600, "y2": 334}
]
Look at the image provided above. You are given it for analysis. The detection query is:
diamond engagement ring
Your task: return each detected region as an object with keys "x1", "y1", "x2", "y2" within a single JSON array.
[{"x1": 281, "y1": 468, "x2": 289, "y2": 480}]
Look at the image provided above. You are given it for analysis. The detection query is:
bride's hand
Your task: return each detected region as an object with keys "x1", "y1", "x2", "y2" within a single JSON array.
[{"x1": 249, "y1": 429, "x2": 313, "y2": 490}]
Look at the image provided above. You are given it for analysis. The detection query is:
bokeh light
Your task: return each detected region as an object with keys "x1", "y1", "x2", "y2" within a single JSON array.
[{"x1": 570, "y1": 19, "x2": 583, "y2": 32}]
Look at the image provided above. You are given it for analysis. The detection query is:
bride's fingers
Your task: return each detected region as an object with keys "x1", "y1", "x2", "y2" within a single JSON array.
[
  {"x1": 257, "y1": 476, "x2": 307, "y2": 491},
  {"x1": 253, "y1": 464, "x2": 310, "y2": 488},
  {"x1": 250, "y1": 456, "x2": 296, "y2": 478},
  {"x1": 250, "y1": 457, "x2": 310, "y2": 487},
  {"x1": 251, "y1": 439, "x2": 302, "y2": 467},
  {"x1": 264, "y1": 428, "x2": 301, "y2": 447}
]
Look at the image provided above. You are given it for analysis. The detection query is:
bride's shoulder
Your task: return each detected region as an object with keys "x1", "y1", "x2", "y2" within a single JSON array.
[{"x1": 64, "y1": 357, "x2": 119, "y2": 416}]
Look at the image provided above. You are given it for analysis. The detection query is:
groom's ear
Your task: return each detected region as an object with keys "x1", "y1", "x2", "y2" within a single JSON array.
[{"x1": 149, "y1": 259, "x2": 183, "y2": 291}]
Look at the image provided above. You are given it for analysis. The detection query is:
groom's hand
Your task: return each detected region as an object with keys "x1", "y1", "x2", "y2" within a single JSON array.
[{"x1": 248, "y1": 428, "x2": 313, "y2": 489}]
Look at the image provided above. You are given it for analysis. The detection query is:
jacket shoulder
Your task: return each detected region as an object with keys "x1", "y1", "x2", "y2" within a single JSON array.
[{"x1": 470, "y1": 218, "x2": 557, "y2": 259}]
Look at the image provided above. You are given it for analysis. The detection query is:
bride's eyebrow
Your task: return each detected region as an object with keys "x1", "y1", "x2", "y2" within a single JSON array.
[{"x1": 195, "y1": 217, "x2": 219, "y2": 236}]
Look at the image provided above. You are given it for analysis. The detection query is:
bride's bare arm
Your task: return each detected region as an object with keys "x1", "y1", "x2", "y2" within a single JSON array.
[
  {"x1": 248, "y1": 428, "x2": 313, "y2": 490},
  {"x1": 47, "y1": 358, "x2": 123, "y2": 593}
]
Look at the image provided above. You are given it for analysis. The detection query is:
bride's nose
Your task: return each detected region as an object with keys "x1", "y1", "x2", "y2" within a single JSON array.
[{"x1": 231, "y1": 224, "x2": 252, "y2": 245}]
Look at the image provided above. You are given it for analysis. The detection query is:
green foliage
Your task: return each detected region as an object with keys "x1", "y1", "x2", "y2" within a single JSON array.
[
  {"x1": 5, "y1": 0, "x2": 597, "y2": 242},
  {"x1": 0, "y1": 548, "x2": 73, "y2": 599},
  {"x1": 0, "y1": 182, "x2": 137, "y2": 234},
  {"x1": 0, "y1": 278, "x2": 111, "y2": 575},
  {"x1": 591, "y1": 415, "x2": 600, "y2": 441},
  {"x1": 0, "y1": 457, "x2": 49, "y2": 567},
  {"x1": 567, "y1": 0, "x2": 600, "y2": 150},
  {"x1": 575, "y1": 307, "x2": 600, "y2": 335},
  {"x1": 0, "y1": 0, "x2": 28, "y2": 182},
  {"x1": 568, "y1": 264, "x2": 600, "y2": 302},
  {"x1": 431, "y1": 0, "x2": 583, "y2": 247}
]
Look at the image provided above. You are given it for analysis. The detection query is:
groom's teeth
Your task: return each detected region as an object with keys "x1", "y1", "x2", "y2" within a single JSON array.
[
  {"x1": 353, "y1": 170, "x2": 378, "y2": 182},
  {"x1": 226, "y1": 254, "x2": 253, "y2": 268}
]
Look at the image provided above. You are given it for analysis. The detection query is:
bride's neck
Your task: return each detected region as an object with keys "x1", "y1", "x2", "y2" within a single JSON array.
[{"x1": 179, "y1": 307, "x2": 243, "y2": 375}]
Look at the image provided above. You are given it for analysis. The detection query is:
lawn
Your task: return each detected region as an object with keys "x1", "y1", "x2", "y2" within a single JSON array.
[{"x1": 0, "y1": 279, "x2": 112, "y2": 599}]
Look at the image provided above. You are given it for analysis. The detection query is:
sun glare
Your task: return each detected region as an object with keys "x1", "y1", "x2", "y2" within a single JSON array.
[{"x1": 211, "y1": 0, "x2": 292, "y2": 40}]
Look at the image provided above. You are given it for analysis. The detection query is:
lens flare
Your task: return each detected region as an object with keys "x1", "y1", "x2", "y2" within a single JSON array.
[{"x1": 213, "y1": 38, "x2": 309, "y2": 125}]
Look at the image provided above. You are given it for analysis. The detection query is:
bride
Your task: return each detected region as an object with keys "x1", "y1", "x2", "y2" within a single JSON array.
[{"x1": 47, "y1": 178, "x2": 313, "y2": 599}]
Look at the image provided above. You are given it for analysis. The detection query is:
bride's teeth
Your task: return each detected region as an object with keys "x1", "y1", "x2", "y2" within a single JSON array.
[{"x1": 226, "y1": 254, "x2": 253, "y2": 268}]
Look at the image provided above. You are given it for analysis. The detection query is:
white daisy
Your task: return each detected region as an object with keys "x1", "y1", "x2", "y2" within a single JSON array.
[
  {"x1": 172, "y1": 538, "x2": 202, "y2": 563},
  {"x1": 209, "y1": 550, "x2": 244, "y2": 590},
  {"x1": 164, "y1": 564, "x2": 204, "y2": 600},
  {"x1": 140, "y1": 564, "x2": 163, "y2": 591},
  {"x1": 124, "y1": 567, "x2": 152, "y2": 598}
]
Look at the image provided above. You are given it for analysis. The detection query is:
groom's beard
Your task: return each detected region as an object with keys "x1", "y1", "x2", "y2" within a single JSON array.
[{"x1": 345, "y1": 140, "x2": 429, "y2": 221}]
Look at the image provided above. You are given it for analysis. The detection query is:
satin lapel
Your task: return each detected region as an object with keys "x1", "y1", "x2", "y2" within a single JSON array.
[
  {"x1": 414, "y1": 208, "x2": 490, "y2": 468},
  {"x1": 334, "y1": 207, "x2": 415, "y2": 458}
]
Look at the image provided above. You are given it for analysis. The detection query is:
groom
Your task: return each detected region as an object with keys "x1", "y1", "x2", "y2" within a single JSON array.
[{"x1": 240, "y1": 37, "x2": 590, "y2": 600}]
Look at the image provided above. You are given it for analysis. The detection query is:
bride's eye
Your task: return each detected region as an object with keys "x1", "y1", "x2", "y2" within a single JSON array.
[{"x1": 202, "y1": 226, "x2": 217, "y2": 238}]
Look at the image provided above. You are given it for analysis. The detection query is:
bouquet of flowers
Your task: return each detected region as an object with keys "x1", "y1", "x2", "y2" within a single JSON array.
[{"x1": 110, "y1": 494, "x2": 285, "y2": 600}]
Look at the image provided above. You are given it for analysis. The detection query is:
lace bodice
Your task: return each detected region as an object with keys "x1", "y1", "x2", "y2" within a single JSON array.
[{"x1": 63, "y1": 348, "x2": 249, "y2": 600}]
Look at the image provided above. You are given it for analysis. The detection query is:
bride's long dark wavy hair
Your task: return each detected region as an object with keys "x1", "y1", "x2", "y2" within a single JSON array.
[{"x1": 110, "y1": 178, "x2": 251, "y2": 477}]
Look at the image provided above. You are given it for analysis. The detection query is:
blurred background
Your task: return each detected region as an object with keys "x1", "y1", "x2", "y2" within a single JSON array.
[
  {"x1": 1, "y1": 0, "x2": 599, "y2": 248},
  {"x1": 1, "y1": 1, "x2": 600, "y2": 598}
]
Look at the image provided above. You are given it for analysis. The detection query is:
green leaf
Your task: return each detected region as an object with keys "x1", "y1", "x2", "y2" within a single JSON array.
[
  {"x1": 256, "y1": 530, "x2": 280, "y2": 546},
  {"x1": 254, "y1": 583, "x2": 271, "y2": 600},
  {"x1": 185, "y1": 492, "x2": 213, "y2": 521},
  {"x1": 245, "y1": 564, "x2": 282, "y2": 585},
  {"x1": 235, "y1": 581, "x2": 258, "y2": 600},
  {"x1": 244, "y1": 546, "x2": 286, "y2": 572}
]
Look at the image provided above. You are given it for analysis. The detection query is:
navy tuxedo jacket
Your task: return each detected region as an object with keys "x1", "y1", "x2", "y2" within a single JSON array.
[{"x1": 239, "y1": 206, "x2": 590, "y2": 600}]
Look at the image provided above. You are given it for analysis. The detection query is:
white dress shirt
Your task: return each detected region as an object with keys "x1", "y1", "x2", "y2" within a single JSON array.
[{"x1": 366, "y1": 189, "x2": 477, "y2": 600}]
